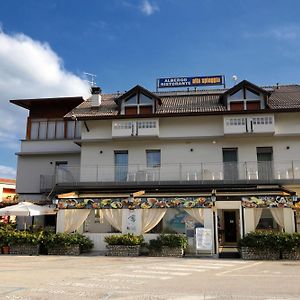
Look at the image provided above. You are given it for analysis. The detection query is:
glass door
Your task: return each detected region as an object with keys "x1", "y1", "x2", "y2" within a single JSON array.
[
  {"x1": 257, "y1": 147, "x2": 273, "y2": 181},
  {"x1": 115, "y1": 151, "x2": 128, "y2": 182},
  {"x1": 222, "y1": 148, "x2": 238, "y2": 181}
]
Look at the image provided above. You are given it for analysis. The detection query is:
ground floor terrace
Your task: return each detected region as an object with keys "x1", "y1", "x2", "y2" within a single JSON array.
[{"x1": 52, "y1": 186, "x2": 299, "y2": 257}]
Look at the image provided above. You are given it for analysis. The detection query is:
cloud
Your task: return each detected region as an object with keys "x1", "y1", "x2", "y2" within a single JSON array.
[
  {"x1": 0, "y1": 30, "x2": 90, "y2": 177},
  {"x1": 0, "y1": 165, "x2": 16, "y2": 179},
  {"x1": 140, "y1": 0, "x2": 159, "y2": 16},
  {"x1": 243, "y1": 25, "x2": 300, "y2": 41}
]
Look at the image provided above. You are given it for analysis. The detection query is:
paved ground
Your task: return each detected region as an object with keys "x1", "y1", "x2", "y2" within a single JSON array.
[{"x1": 1, "y1": 255, "x2": 300, "y2": 300}]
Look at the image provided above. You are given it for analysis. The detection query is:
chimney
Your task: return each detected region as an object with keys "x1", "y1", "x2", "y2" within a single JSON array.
[{"x1": 91, "y1": 86, "x2": 102, "y2": 107}]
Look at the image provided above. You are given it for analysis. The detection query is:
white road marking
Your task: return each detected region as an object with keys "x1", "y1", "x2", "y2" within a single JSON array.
[
  {"x1": 216, "y1": 261, "x2": 263, "y2": 276},
  {"x1": 147, "y1": 266, "x2": 206, "y2": 272},
  {"x1": 108, "y1": 273, "x2": 171, "y2": 280},
  {"x1": 133, "y1": 269, "x2": 190, "y2": 276},
  {"x1": 166, "y1": 263, "x2": 221, "y2": 269}
]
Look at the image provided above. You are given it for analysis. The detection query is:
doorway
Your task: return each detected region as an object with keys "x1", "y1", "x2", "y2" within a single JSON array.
[
  {"x1": 222, "y1": 148, "x2": 238, "y2": 181},
  {"x1": 224, "y1": 211, "x2": 237, "y2": 243}
]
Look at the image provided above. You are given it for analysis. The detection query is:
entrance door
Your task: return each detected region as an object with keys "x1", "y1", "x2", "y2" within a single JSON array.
[
  {"x1": 115, "y1": 151, "x2": 128, "y2": 182},
  {"x1": 224, "y1": 211, "x2": 237, "y2": 243},
  {"x1": 223, "y1": 148, "x2": 238, "y2": 181},
  {"x1": 257, "y1": 147, "x2": 273, "y2": 181}
]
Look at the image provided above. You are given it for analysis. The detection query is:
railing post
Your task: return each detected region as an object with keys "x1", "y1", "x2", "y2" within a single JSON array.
[
  {"x1": 201, "y1": 162, "x2": 204, "y2": 183},
  {"x1": 292, "y1": 160, "x2": 295, "y2": 180},
  {"x1": 179, "y1": 163, "x2": 182, "y2": 181},
  {"x1": 245, "y1": 161, "x2": 248, "y2": 182}
]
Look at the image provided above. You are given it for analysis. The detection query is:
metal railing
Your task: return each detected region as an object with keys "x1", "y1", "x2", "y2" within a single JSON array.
[{"x1": 40, "y1": 160, "x2": 300, "y2": 190}]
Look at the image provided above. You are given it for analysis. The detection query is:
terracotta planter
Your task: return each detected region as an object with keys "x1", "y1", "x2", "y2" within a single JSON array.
[
  {"x1": 1, "y1": 245, "x2": 10, "y2": 254},
  {"x1": 241, "y1": 247, "x2": 280, "y2": 260}
]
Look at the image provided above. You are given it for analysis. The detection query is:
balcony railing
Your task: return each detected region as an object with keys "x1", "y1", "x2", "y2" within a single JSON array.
[{"x1": 40, "y1": 161, "x2": 300, "y2": 190}]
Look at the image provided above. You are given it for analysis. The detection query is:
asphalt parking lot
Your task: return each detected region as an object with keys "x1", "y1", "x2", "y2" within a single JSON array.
[{"x1": 1, "y1": 255, "x2": 300, "y2": 300}]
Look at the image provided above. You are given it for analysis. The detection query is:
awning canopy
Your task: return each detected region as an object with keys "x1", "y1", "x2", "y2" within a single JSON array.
[{"x1": 0, "y1": 202, "x2": 56, "y2": 216}]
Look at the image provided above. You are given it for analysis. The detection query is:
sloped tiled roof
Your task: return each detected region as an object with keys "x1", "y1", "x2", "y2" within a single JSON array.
[{"x1": 65, "y1": 84, "x2": 300, "y2": 119}]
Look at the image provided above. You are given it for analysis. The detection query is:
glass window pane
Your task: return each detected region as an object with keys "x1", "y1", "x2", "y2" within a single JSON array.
[
  {"x1": 30, "y1": 122, "x2": 39, "y2": 140},
  {"x1": 47, "y1": 121, "x2": 56, "y2": 139},
  {"x1": 39, "y1": 121, "x2": 47, "y2": 139},
  {"x1": 67, "y1": 121, "x2": 75, "y2": 139},
  {"x1": 125, "y1": 94, "x2": 137, "y2": 105},
  {"x1": 56, "y1": 121, "x2": 64, "y2": 139},
  {"x1": 139, "y1": 93, "x2": 153, "y2": 104},
  {"x1": 229, "y1": 89, "x2": 243, "y2": 100},
  {"x1": 147, "y1": 150, "x2": 161, "y2": 168}
]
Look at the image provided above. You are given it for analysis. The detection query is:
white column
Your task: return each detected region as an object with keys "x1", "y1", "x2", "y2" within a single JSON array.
[
  {"x1": 56, "y1": 210, "x2": 65, "y2": 233},
  {"x1": 244, "y1": 208, "x2": 255, "y2": 234},
  {"x1": 283, "y1": 208, "x2": 295, "y2": 233}
]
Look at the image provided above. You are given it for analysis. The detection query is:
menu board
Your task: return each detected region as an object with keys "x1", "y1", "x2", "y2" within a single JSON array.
[{"x1": 195, "y1": 228, "x2": 212, "y2": 251}]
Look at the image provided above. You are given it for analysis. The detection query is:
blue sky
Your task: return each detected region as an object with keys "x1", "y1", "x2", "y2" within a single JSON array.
[{"x1": 0, "y1": 0, "x2": 300, "y2": 177}]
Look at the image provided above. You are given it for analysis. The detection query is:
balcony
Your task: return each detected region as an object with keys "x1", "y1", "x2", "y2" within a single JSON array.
[
  {"x1": 224, "y1": 115, "x2": 275, "y2": 135},
  {"x1": 112, "y1": 119, "x2": 159, "y2": 138},
  {"x1": 40, "y1": 161, "x2": 300, "y2": 191}
]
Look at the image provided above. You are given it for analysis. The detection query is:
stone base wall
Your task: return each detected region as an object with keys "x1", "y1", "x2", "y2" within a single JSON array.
[
  {"x1": 106, "y1": 245, "x2": 140, "y2": 256},
  {"x1": 150, "y1": 247, "x2": 184, "y2": 257},
  {"x1": 47, "y1": 245, "x2": 80, "y2": 256},
  {"x1": 282, "y1": 249, "x2": 300, "y2": 260},
  {"x1": 10, "y1": 244, "x2": 40, "y2": 256},
  {"x1": 241, "y1": 247, "x2": 280, "y2": 260}
]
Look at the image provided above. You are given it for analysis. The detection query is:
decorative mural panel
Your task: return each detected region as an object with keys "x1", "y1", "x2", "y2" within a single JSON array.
[
  {"x1": 241, "y1": 196, "x2": 295, "y2": 208},
  {"x1": 57, "y1": 197, "x2": 213, "y2": 209}
]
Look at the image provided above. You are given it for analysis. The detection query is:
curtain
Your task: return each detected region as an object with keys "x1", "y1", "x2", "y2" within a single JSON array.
[
  {"x1": 141, "y1": 209, "x2": 166, "y2": 233},
  {"x1": 270, "y1": 208, "x2": 284, "y2": 230},
  {"x1": 184, "y1": 208, "x2": 204, "y2": 224},
  {"x1": 102, "y1": 209, "x2": 123, "y2": 232},
  {"x1": 64, "y1": 209, "x2": 91, "y2": 233},
  {"x1": 254, "y1": 208, "x2": 263, "y2": 229}
]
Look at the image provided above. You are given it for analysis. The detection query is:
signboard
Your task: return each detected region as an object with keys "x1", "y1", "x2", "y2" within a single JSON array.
[
  {"x1": 157, "y1": 75, "x2": 224, "y2": 89},
  {"x1": 195, "y1": 228, "x2": 212, "y2": 251}
]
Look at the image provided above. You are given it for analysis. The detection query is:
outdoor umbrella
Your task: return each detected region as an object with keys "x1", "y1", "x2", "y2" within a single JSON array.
[
  {"x1": 0, "y1": 201, "x2": 56, "y2": 216},
  {"x1": 0, "y1": 201, "x2": 56, "y2": 229}
]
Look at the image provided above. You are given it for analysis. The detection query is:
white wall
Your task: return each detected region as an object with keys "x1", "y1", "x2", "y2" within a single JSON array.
[
  {"x1": 16, "y1": 154, "x2": 80, "y2": 194},
  {"x1": 20, "y1": 140, "x2": 80, "y2": 153}
]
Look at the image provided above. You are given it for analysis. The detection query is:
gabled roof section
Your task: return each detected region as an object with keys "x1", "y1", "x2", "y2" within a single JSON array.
[
  {"x1": 114, "y1": 85, "x2": 162, "y2": 106},
  {"x1": 221, "y1": 80, "x2": 270, "y2": 99}
]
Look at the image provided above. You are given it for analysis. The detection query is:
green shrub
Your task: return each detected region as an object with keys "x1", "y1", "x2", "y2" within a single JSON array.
[
  {"x1": 148, "y1": 234, "x2": 188, "y2": 250},
  {"x1": 42, "y1": 232, "x2": 93, "y2": 252},
  {"x1": 105, "y1": 234, "x2": 144, "y2": 246},
  {"x1": 238, "y1": 231, "x2": 300, "y2": 252}
]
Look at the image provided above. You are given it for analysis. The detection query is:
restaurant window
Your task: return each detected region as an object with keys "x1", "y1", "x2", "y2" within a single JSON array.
[
  {"x1": 256, "y1": 209, "x2": 279, "y2": 230},
  {"x1": 146, "y1": 150, "x2": 161, "y2": 168}
]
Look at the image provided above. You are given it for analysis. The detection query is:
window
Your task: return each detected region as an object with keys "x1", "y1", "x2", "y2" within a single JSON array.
[
  {"x1": 29, "y1": 120, "x2": 80, "y2": 140},
  {"x1": 256, "y1": 209, "x2": 279, "y2": 230},
  {"x1": 146, "y1": 150, "x2": 161, "y2": 168},
  {"x1": 123, "y1": 92, "x2": 154, "y2": 115}
]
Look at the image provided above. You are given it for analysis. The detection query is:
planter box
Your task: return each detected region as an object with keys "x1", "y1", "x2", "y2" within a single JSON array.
[
  {"x1": 10, "y1": 244, "x2": 40, "y2": 256},
  {"x1": 149, "y1": 247, "x2": 184, "y2": 257},
  {"x1": 47, "y1": 244, "x2": 80, "y2": 256},
  {"x1": 106, "y1": 245, "x2": 140, "y2": 256},
  {"x1": 241, "y1": 247, "x2": 280, "y2": 260},
  {"x1": 282, "y1": 249, "x2": 300, "y2": 260}
]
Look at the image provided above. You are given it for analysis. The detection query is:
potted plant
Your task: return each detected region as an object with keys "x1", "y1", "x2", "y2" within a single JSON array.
[
  {"x1": 43, "y1": 232, "x2": 93, "y2": 255},
  {"x1": 149, "y1": 234, "x2": 188, "y2": 257},
  {"x1": 280, "y1": 233, "x2": 300, "y2": 260},
  {"x1": 9, "y1": 230, "x2": 40, "y2": 255},
  {"x1": 238, "y1": 231, "x2": 281, "y2": 260},
  {"x1": 0, "y1": 227, "x2": 11, "y2": 254},
  {"x1": 105, "y1": 233, "x2": 144, "y2": 256}
]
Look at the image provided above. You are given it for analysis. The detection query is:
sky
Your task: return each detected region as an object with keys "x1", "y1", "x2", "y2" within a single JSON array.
[{"x1": 0, "y1": 0, "x2": 300, "y2": 178}]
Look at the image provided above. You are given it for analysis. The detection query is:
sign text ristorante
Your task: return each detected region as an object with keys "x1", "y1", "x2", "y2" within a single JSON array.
[{"x1": 158, "y1": 75, "x2": 224, "y2": 88}]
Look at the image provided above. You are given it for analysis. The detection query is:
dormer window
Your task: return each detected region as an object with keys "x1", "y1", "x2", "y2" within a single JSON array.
[
  {"x1": 115, "y1": 85, "x2": 161, "y2": 116},
  {"x1": 221, "y1": 80, "x2": 269, "y2": 112},
  {"x1": 123, "y1": 92, "x2": 154, "y2": 115}
]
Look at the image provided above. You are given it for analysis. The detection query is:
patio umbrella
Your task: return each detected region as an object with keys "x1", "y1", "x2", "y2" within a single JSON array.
[
  {"x1": 0, "y1": 202, "x2": 56, "y2": 216},
  {"x1": 0, "y1": 202, "x2": 56, "y2": 229}
]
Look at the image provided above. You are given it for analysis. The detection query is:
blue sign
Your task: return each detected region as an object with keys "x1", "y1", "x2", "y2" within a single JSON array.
[{"x1": 158, "y1": 75, "x2": 224, "y2": 88}]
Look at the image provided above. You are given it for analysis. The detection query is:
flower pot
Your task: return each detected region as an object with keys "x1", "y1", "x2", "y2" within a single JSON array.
[{"x1": 1, "y1": 245, "x2": 10, "y2": 254}]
